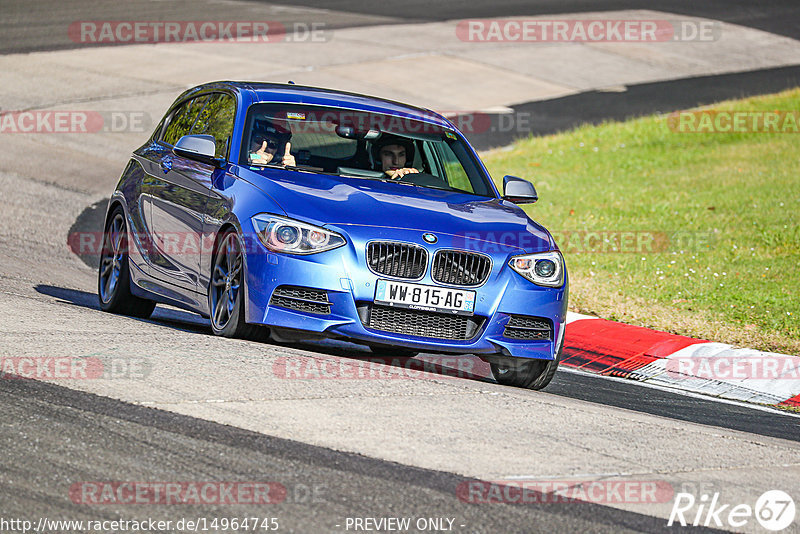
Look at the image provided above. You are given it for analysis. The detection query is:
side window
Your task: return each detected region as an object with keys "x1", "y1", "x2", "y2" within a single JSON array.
[
  {"x1": 192, "y1": 93, "x2": 235, "y2": 158},
  {"x1": 432, "y1": 142, "x2": 474, "y2": 193},
  {"x1": 421, "y1": 142, "x2": 442, "y2": 176},
  {"x1": 161, "y1": 95, "x2": 209, "y2": 146},
  {"x1": 161, "y1": 101, "x2": 190, "y2": 145}
]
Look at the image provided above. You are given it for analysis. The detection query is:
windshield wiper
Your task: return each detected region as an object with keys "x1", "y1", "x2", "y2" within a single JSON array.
[{"x1": 254, "y1": 163, "x2": 331, "y2": 175}]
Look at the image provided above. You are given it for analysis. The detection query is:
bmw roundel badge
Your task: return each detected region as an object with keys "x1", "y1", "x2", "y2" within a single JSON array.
[{"x1": 422, "y1": 233, "x2": 437, "y2": 244}]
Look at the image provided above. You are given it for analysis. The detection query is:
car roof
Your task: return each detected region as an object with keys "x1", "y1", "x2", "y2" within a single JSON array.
[{"x1": 183, "y1": 81, "x2": 454, "y2": 129}]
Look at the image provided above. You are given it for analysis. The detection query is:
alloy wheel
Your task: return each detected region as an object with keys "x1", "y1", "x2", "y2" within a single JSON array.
[
  {"x1": 210, "y1": 232, "x2": 243, "y2": 331},
  {"x1": 99, "y1": 212, "x2": 125, "y2": 304}
]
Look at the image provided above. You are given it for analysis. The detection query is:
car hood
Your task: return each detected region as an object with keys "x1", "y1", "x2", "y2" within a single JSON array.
[{"x1": 239, "y1": 167, "x2": 554, "y2": 252}]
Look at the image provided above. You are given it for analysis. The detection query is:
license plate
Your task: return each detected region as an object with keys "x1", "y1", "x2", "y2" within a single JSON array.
[{"x1": 374, "y1": 280, "x2": 475, "y2": 315}]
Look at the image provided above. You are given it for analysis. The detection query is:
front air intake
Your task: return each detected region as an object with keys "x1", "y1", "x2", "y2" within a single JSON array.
[
  {"x1": 503, "y1": 315, "x2": 552, "y2": 340},
  {"x1": 270, "y1": 285, "x2": 331, "y2": 315}
]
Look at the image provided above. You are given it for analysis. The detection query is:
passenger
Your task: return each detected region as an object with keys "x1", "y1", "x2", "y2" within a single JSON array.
[
  {"x1": 248, "y1": 120, "x2": 296, "y2": 167},
  {"x1": 372, "y1": 134, "x2": 419, "y2": 180}
]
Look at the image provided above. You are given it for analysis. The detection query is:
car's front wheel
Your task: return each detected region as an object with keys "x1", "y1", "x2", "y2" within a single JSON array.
[
  {"x1": 98, "y1": 207, "x2": 156, "y2": 318},
  {"x1": 208, "y1": 229, "x2": 262, "y2": 339},
  {"x1": 490, "y1": 348, "x2": 561, "y2": 390}
]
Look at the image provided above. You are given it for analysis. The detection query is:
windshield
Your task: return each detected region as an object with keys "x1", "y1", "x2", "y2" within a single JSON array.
[{"x1": 239, "y1": 104, "x2": 496, "y2": 197}]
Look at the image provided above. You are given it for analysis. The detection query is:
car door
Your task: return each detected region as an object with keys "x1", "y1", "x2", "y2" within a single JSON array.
[
  {"x1": 129, "y1": 98, "x2": 192, "y2": 278},
  {"x1": 189, "y1": 93, "x2": 236, "y2": 295},
  {"x1": 148, "y1": 94, "x2": 234, "y2": 297}
]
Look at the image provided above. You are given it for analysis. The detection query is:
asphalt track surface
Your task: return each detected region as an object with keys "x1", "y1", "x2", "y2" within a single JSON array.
[
  {"x1": 275, "y1": 0, "x2": 800, "y2": 41},
  {"x1": 4, "y1": 0, "x2": 800, "y2": 149},
  {"x1": 3, "y1": 0, "x2": 800, "y2": 54},
  {"x1": 2, "y1": 377, "x2": 727, "y2": 534},
  {"x1": 2, "y1": 1, "x2": 800, "y2": 532},
  {"x1": 464, "y1": 65, "x2": 800, "y2": 149},
  {"x1": 34, "y1": 280, "x2": 800, "y2": 444}
]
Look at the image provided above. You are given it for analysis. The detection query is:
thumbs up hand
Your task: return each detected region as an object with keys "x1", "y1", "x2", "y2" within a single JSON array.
[
  {"x1": 250, "y1": 140, "x2": 272, "y2": 164},
  {"x1": 282, "y1": 142, "x2": 296, "y2": 167}
]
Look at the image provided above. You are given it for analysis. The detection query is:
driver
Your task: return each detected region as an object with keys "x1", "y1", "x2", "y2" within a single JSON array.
[
  {"x1": 248, "y1": 120, "x2": 296, "y2": 167},
  {"x1": 372, "y1": 134, "x2": 419, "y2": 180}
]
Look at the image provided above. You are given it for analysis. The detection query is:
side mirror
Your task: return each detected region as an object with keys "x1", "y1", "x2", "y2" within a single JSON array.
[
  {"x1": 173, "y1": 134, "x2": 225, "y2": 168},
  {"x1": 502, "y1": 175, "x2": 538, "y2": 204}
]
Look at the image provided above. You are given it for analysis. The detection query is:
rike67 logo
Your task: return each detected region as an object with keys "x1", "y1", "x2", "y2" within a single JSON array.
[{"x1": 668, "y1": 490, "x2": 796, "y2": 531}]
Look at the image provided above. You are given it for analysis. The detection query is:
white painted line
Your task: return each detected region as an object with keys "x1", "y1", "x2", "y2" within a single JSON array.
[{"x1": 566, "y1": 311, "x2": 599, "y2": 323}]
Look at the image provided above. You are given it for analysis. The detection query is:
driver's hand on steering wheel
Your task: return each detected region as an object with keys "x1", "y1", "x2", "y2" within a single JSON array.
[{"x1": 385, "y1": 167, "x2": 419, "y2": 180}]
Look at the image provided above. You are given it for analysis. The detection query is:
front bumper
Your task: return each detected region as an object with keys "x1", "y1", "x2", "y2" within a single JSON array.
[{"x1": 241, "y1": 227, "x2": 568, "y2": 360}]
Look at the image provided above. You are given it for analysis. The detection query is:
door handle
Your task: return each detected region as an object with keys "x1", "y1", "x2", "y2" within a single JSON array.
[{"x1": 160, "y1": 158, "x2": 172, "y2": 173}]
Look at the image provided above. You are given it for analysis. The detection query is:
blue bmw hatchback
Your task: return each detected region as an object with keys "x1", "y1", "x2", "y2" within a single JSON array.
[{"x1": 98, "y1": 81, "x2": 568, "y2": 389}]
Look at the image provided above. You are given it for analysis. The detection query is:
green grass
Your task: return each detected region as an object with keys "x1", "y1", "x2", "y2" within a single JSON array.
[{"x1": 482, "y1": 89, "x2": 800, "y2": 353}]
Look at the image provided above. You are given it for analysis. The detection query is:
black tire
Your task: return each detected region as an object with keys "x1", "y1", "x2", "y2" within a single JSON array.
[
  {"x1": 490, "y1": 346, "x2": 562, "y2": 390},
  {"x1": 208, "y1": 229, "x2": 262, "y2": 339},
  {"x1": 97, "y1": 207, "x2": 156, "y2": 318}
]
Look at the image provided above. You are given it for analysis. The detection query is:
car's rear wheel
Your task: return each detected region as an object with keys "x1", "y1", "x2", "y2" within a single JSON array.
[
  {"x1": 209, "y1": 229, "x2": 262, "y2": 339},
  {"x1": 98, "y1": 207, "x2": 156, "y2": 318},
  {"x1": 490, "y1": 347, "x2": 561, "y2": 390}
]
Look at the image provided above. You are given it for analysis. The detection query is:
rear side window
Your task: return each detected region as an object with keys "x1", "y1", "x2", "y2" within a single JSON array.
[
  {"x1": 161, "y1": 95, "x2": 209, "y2": 146},
  {"x1": 192, "y1": 93, "x2": 236, "y2": 158}
]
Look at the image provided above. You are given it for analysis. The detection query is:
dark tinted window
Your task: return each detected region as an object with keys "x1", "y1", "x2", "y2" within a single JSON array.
[
  {"x1": 162, "y1": 95, "x2": 209, "y2": 146},
  {"x1": 192, "y1": 93, "x2": 235, "y2": 158}
]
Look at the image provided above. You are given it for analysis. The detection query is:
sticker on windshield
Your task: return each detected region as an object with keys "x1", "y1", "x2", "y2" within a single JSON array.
[{"x1": 287, "y1": 112, "x2": 306, "y2": 120}]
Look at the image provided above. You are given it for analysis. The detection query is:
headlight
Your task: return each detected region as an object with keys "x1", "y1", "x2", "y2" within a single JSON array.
[
  {"x1": 251, "y1": 214, "x2": 345, "y2": 254},
  {"x1": 509, "y1": 251, "x2": 565, "y2": 287}
]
